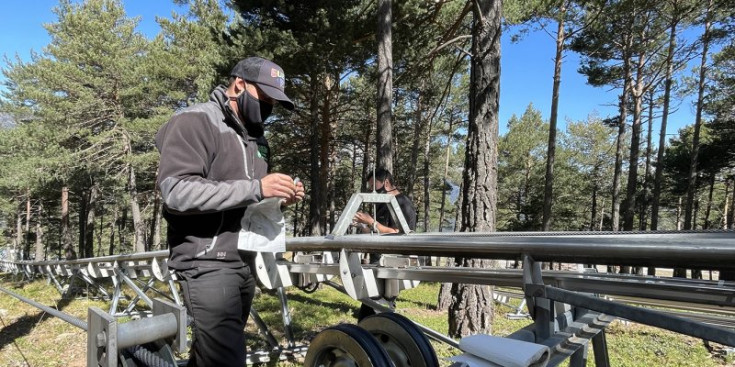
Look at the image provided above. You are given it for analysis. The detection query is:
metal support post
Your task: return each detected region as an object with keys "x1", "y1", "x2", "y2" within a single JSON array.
[
  {"x1": 568, "y1": 342, "x2": 589, "y2": 367},
  {"x1": 167, "y1": 279, "x2": 182, "y2": 306},
  {"x1": 523, "y1": 255, "x2": 555, "y2": 341},
  {"x1": 591, "y1": 330, "x2": 611, "y2": 367},
  {"x1": 250, "y1": 308, "x2": 281, "y2": 348},
  {"x1": 47, "y1": 270, "x2": 66, "y2": 295},
  {"x1": 109, "y1": 271, "x2": 122, "y2": 315},
  {"x1": 277, "y1": 287, "x2": 296, "y2": 348}
]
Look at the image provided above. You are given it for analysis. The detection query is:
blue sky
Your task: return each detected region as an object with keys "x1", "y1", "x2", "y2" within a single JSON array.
[{"x1": 1, "y1": 0, "x2": 699, "y2": 139}]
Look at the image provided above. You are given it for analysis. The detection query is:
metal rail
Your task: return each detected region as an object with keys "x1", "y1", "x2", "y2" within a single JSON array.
[
  {"x1": 5, "y1": 230, "x2": 734, "y2": 270},
  {"x1": 287, "y1": 230, "x2": 735, "y2": 270},
  {"x1": 0, "y1": 285, "x2": 89, "y2": 330},
  {"x1": 2, "y1": 229, "x2": 735, "y2": 366}
]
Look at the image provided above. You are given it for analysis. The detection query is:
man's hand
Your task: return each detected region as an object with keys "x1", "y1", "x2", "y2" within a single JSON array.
[
  {"x1": 353, "y1": 211, "x2": 375, "y2": 226},
  {"x1": 260, "y1": 173, "x2": 304, "y2": 205},
  {"x1": 283, "y1": 179, "x2": 305, "y2": 206}
]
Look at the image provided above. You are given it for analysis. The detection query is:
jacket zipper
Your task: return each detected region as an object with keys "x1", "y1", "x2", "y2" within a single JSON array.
[{"x1": 193, "y1": 134, "x2": 251, "y2": 259}]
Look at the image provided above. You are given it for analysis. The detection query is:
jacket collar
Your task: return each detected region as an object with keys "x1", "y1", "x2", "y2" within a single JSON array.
[{"x1": 210, "y1": 85, "x2": 248, "y2": 138}]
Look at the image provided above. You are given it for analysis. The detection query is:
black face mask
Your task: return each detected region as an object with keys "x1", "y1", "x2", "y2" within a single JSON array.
[
  {"x1": 375, "y1": 186, "x2": 387, "y2": 194},
  {"x1": 235, "y1": 90, "x2": 274, "y2": 137}
]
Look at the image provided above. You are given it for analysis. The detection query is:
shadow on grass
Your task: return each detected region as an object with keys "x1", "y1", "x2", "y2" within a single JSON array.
[
  {"x1": 286, "y1": 292, "x2": 358, "y2": 315},
  {"x1": 396, "y1": 297, "x2": 437, "y2": 311},
  {"x1": 0, "y1": 290, "x2": 75, "y2": 353}
]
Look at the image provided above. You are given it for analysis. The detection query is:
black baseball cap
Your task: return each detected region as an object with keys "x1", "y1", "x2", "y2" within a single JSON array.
[{"x1": 230, "y1": 57, "x2": 294, "y2": 110}]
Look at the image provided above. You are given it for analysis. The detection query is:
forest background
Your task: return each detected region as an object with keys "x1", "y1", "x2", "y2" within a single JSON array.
[{"x1": 0, "y1": 0, "x2": 733, "y2": 272}]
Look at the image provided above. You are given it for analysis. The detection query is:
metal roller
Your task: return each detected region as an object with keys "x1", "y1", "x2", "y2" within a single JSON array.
[
  {"x1": 358, "y1": 313, "x2": 439, "y2": 367},
  {"x1": 304, "y1": 324, "x2": 393, "y2": 367}
]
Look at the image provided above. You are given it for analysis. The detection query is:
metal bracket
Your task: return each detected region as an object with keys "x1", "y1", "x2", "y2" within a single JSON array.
[
  {"x1": 152, "y1": 298, "x2": 187, "y2": 353},
  {"x1": 255, "y1": 252, "x2": 293, "y2": 289},
  {"x1": 87, "y1": 307, "x2": 117, "y2": 367},
  {"x1": 88, "y1": 298, "x2": 187, "y2": 367},
  {"x1": 331, "y1": 192, "x2": 412, "y2": 236},
  {"x1": 339, "y1": 249, "x2": 379, "y2": 300}
]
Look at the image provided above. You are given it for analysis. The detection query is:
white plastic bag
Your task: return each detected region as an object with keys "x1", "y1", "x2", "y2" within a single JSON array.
[{"x1": 238, "y1": 198, "x2": 286, "y2": 253}]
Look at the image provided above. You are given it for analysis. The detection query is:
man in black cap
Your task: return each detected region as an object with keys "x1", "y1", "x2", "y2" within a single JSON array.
[{"x1": 155, "y1": 57, "x2": 303, "y2": 366}]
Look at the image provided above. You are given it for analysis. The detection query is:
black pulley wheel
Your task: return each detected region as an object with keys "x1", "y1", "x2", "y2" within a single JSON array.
[
  {"x1": 358, "y1": 313, "x2": 439, "y2": 367},
  {"x1": 304, "y1": 323, "x2": 394, "y2": 367}
]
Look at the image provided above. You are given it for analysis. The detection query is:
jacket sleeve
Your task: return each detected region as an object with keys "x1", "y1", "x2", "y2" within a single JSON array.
[{"x1": 155, "y1": 112, "x2": 262, "y2": 214}]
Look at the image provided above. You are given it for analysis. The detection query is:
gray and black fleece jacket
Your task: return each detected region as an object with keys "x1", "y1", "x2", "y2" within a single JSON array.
[{"x1": 155, "y1": 86, "x2": 269, "y2": 270}]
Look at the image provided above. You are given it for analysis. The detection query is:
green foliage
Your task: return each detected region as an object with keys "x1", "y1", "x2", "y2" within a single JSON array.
[
  {"x1": 0, "y1": 0, "x2": 733, "y2": 256},
  {"x1": 498, "y1": 104, "x2": 549, "y2": 230}
]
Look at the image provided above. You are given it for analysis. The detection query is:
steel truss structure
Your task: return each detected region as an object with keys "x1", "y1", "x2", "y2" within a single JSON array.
[{"x1": 0, "y1": 193, "x2": 733, "y2": 366}]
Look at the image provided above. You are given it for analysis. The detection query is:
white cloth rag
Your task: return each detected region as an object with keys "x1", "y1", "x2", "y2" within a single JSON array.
[
  {"x1": 238, "y1": 198, "x2": 286, "y2": 253},
  {"x1": 448, "y1": 334, "x2": 550, "y2": 367}
]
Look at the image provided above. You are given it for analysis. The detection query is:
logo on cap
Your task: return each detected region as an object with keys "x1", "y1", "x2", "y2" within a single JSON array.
[{"x1": 271, "y1": 68, "x2": 285, "y2": 88}]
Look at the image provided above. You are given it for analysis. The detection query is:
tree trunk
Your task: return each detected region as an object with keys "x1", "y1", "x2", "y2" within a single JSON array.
[
  {"x1": 61, "y1": 186, "x2": 76, "y2": 260},
  {"x1": 684, "y1": 0, "x2": 712, "y2": 230},
  {"x1": 724, "y1": 179, "x2": 732, "y2": 229},
  {"x1": 676, "y1": 196, "x2": 683, "y2": 230},
  {"x1": 35, "y1": 201, "x2": 44, "y2": 261},
  {"x1": 13, "y1": 210, "x2": 21, "y2": 261},
  {"x1": 611, "y1": 98, "x2": 626, "y2": 232},
  {"x1": 590, "y1": 181, "x2": 598, "y2": 231},
  {"x1": 447, "y1": 0, "x2": 501, "y2": 338},
  {"x1": 703, "y1": 174, "x2": 715, "y2": 229},
  {"x1": 612, "y1": 30, "x2": 633, "y2": 232},
  {"x1": 652, "y1": 12, "x2": 679, "y2": 230},
  {"x1": 408, "y1": 84, "x2": 424, "y2": 201},
  {"x1": 79, "y1": 187, "x2": 89, "y2": 257},
  {"x1": 320, "y1": 74, "x2": 333, "y2": 233},
  {"x1": 439, "y1": 118, "x2": 455, "y2": 232},
  {"x1": 693, "y1": 195, "x2": 700, "y2": 230},
  {"x1": 328, "y1": 75, "x2": 340, "y2": 233},
  {"x1": 24, "y1": 190, "x2": 31, "y2": 260},
  {"x1": 351, "y1": 144, "x2": 358, "y2": 192},
  {"x1": 437, "y1": 257, "x2": 456, "y2": 311},
  {"x1": 85, "y1": 184, "x2": 98, "y2": 258},
  {"x1": 121, "y1": 206, "x2": 130, "y2": 250},
  {"x1": 439, "y1": 183, "x2": 465, "y2": 309},
  {"x1": 422, "y1": 111, "x2": 433, "y2": 232},
  {"x1": 309, "y1": 75, "x2": 322, "y2": 236},
  {"x1": 599, "y1": 198, "x2": 605, "y2": 231},
  {"x1": 542, "y1": 4, "x2": 566, "y2": 232},
  {"x1": 730, "y1": 181, "x2": 735, "y2": 230},
  {"x1": 152, "y1": 191, "x2": 162, "y2": 250},
  {"x1": 449, "y1": 259, "x2": 494, "y2": 335},
  {"x1": 97, "y1": 204, "x2": 104, "y2": 257},
  {"x1": 377, "y1": 0, "x2": 394, "y2": 173},
  {"x1": 128, "y1": 164, "x2": 146, "y2": 253},
  {"x1": 361, "y1": 120, "x2": 376, "y2": 193},
  {"x1": 640, "y1": 91, "x2": 654, "y2": 230},
  {"x1": 623, "y1": 52, "x2": 645, "y2": 231},
  {"x1": 109, "y1": 206, "x2": 117, "y2": 256}
]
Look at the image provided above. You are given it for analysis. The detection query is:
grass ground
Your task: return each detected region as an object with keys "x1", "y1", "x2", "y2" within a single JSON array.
[{"x1": 0, "y1": 272, "x2": 732, "y2": 366}]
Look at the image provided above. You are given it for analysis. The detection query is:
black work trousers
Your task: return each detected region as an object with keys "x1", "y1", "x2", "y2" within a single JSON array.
[{"x1": 178, "y1": 266, "x2": 256, "y2": 367}]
